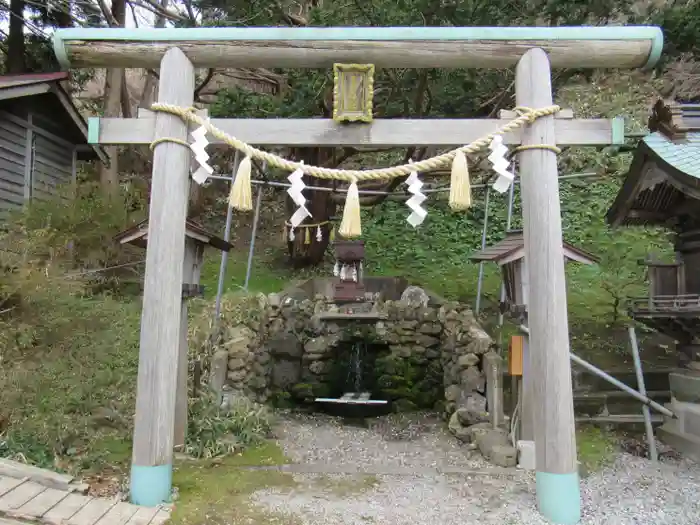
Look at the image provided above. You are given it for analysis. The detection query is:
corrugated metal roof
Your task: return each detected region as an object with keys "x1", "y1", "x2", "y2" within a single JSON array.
[
  {"x1": 0, "y1": 72, "x2": 68, "y2": 90},
  {"x1": 643, "y1": 131, "x2": 700, "y2": 179},
  {"x1": 469, "y1": 231, "x2": 524, "y2": 262}
]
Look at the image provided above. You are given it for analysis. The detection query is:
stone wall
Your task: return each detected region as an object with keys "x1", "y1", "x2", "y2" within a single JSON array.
[{"x1": 208, "y1": 290, "x2": 496, "y2": 419}]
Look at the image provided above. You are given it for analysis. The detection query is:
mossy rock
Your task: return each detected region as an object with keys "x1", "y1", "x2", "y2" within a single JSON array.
[
  {"x1": 269, "y1": 390, "x2": 294, "y2": 408},
  {"x1": 290, "y1": 383, "x2": 315, "y2": 401},
  {"x1": 392, "y1": 399, "x2": 418, "y2": 413}
]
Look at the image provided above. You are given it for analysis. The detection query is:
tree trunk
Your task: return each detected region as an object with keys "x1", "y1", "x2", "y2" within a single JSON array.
[
  {"x1": 7, "y1": 0, "x2": 26, "y2": 74},
  {"x1": 286, "y1": 148, "x2": 336, "y2": 268},
  {"x1": 99, "y1": 0, "x2": 126, "y2": 201}
]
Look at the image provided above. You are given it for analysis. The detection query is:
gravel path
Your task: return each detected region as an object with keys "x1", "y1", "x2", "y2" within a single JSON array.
[{"x1": 251, "y1": 413, "x2": 700, "y2": 525}]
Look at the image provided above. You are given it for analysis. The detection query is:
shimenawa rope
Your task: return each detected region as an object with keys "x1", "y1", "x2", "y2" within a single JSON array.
[{"x1": 149, "y1": 103, "x2": 561, "y2": 237}]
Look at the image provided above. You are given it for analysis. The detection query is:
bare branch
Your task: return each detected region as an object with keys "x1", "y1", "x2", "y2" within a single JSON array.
[
  {"x1": 194, "y1": 68, "x2": 216, "y2": 101},
  {"x1": 127, "y1": 0, "x2": 189, "y2": 22},
  {"x1": 95, "y1": 0, "x2": 119, "y2": 26}
]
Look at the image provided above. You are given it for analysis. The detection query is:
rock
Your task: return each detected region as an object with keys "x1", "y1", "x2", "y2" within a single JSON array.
[
  {"x1": 398, "y1": 320, "x2": 419, "y2": 330},
  {"x1": 457, "y1": 353, "x2": 480, "y2": 369},
  {"x1": 415, "y1": 334, "x2": 440, "y2": 347},
  {"x1": 448, "y1": 411, "x2": 472, "y2": 442},
  {"x1": 400, "y1": 286, "x2": 430, "y2": 307},
  {"x1": 255, "y1": 352, "x2": 271, "y2": 365},
  {"x1": 267, "y1": 332, "x2": 302, "y2": 358},
  {"x1": 475, "y1": 426, "x2": 509, "y2": 451},
  {"x1": 465, "y1": 327, "x2": 492, "y2": 354},
  {"x1": 227, "y1": 369, "x2": 247, "y2": 382},
  {"x1": 280, "y1": 287, "x2": 308, "y2": 303},
  {"x1": 426, "y1": 348, "x2": 441, "y2": 359},
  {"x1": 456, "y1": 394, "x2": 489, "y2": 426},
  {"x1": 228, "y1": 358, "x2": 246, "y2": 371},
  {"x1": 473, "y1": 426, "x2": 517, "y2": 467},
  {"x1": 305, "y1": 335, "x2": 334, "y2": 355},
  {"x1": 460, "y1": 366, "x2": 485, "y2": 392},
  {"x1": 445, "y1": 385, "x2": 461, "y2": 402},
  {"x1": 419, "y1": 322, "x2": 442, "y2": 335},
  {"x1": 490, "y1": 445, "x2": 518, "y2": 467},
  {"x1": 309, "y1": 360, "x2": 328, "y2": 375},
  {"x1": 225, "y1": 338, "x2": 251, "y2": 357},
  {"x1": 461, "y1": 422, "x2": 493, "y2": 443},
  {"x1": 271, "y1": 359, "x2": 301, "y2": 389},
  {"x1": 309, "y1": 314, "x2": 324, "y2": 335},
  {"x1": 267, "y1": 293, "x2": 281, "y2": 307}
]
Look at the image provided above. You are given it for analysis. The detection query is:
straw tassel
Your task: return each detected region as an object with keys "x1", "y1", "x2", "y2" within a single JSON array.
[
  {"x1": 338, "y1": 180, "x2": 361, "y2": 238},
  {"x1": 228, "y1": 155, "x2": 253, "y2": 211},
  {"x1": 330, "y1": 227, "x2": 335, "y2": 242},
  {"x1": 304, "y1": 227, "x2": 311, "y2": 244},
  {"x1": 448, "y1": 150, "x2": 472, "y2": 211}
]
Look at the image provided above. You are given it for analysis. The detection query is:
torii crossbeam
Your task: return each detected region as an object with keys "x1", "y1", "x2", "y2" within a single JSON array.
[{"x1": 52, "y1": 25, "x2": 663, "y2": 525}]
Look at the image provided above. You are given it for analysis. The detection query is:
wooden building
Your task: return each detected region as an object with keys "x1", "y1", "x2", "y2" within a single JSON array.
[
  {"x1": 469, "y1": 229, "x2": 598, "y2": 319},
  {"x1": 0, "y1": 72, "x2": 107, "y2": 217},
  {"x1": 606, "y1": 99, "x2": 700, "y2": 365}
]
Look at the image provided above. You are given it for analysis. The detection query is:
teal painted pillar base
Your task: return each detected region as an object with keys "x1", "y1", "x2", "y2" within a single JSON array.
[
  {"x1": 536, "y1": 471, "x2": 581, "y2": 525},
  {"x1": 130, "y1": 464, "x2": 173, "y2": 507}
]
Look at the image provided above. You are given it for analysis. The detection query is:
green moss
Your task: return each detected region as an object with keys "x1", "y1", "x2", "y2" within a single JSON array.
[
  {"x1": 172, "y1": 442, "x2": 298, "y2": 525},
  {"x1": 290, "y1": 383, "x2": 315, "y2": 401},
  {"x1": 374, "y1": 352, "x2": 443, "y2": 410},
  {"x1": 576, "y1": 426, "x2": 618, "y2": 476}
]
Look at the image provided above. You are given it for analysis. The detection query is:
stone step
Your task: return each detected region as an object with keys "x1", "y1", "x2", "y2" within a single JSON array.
[
  {"x1": 657, "y1": 423, "x2": 700, "y2": 462},
  {"x1": 575, "y1": 414, "x2": 664, "y2": 424},
  {"x1": 572, "y1": 368, "x2": 673, "y2": 392}
]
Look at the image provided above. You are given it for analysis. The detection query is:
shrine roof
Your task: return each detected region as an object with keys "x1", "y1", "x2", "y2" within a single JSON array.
[
  {"x1": 607, "y1": 100, "x2": 700, "y2": 228},
  {"x1": 469, "y1": 230, "x2": 598, "y2": 266},
  {"x1": 114, "y1": 219, "x2": 232, "y2": 252}
]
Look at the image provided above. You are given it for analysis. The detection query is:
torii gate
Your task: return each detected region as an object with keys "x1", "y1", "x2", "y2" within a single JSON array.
[{"x1": 52, "y1": 25, "x2": 663, "y2": 525}]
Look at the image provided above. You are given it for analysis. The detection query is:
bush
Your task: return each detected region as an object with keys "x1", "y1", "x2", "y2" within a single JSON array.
[
  {"x1": 185, "y1": 394, "x2": 274, "y2": 459},
  {"x1": 0, "y1": 182, "x2": 145, "y2": 312}
]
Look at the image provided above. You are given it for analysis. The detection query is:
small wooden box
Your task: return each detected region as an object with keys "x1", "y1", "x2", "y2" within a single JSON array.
[
  {"x1": 332, "y1": 63, "x2": 375, "y2": 123},
  {"x1": 333, "y1": 240, "x2": 365, "y2": 262},
  {"x1": 508, "y1": 335, "x2": 524, "y2": 376}
]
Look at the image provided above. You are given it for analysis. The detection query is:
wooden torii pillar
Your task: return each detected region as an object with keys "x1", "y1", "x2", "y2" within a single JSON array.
[
  {"x1": 114, "y1": 219, "x2": 232, "y2": 453},
  {"x1": 52, "y1": 25, "x2": 662, "y2": 524}
]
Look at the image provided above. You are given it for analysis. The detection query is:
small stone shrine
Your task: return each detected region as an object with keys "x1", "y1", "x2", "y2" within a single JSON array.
[{"x1": 332, "y1": 239, "x2": 366, "y2": 303}]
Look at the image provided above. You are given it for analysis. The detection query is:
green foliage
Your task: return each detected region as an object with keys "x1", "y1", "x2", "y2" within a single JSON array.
[
  {"x1": 652, "y1": 0, "x2": 700, "y2": 61},
  {"x1": 0, "y1": 294, "x2": 140, "y2": 473},
  {"x1": 0, "y1": 182, "x2": 145, "y2": 314},
  {"x1": 185, "y1": 395, "x2": 275, "y2": 459}
]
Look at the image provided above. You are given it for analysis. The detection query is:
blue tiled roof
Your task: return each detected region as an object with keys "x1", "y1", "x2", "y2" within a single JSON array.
[{"x1": 643, "y1": 131, "x2": 700, "y2": 179}]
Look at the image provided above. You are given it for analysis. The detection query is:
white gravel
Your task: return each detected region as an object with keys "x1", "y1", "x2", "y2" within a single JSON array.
[{"x1": 251, "y1": 414, "x2": 700, "y2": 525}]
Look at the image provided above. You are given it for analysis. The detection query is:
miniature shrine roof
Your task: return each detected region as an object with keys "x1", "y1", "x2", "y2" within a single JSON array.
[
  {"x1": 607, "y1": 99, "x2": 700, "y2": 228},
  {"x1": 114, "y1": 219, "x2": 232, "y2": 252},
  {"x1": 469, "y1": 230, "x2": 598, "y2": 266}
]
